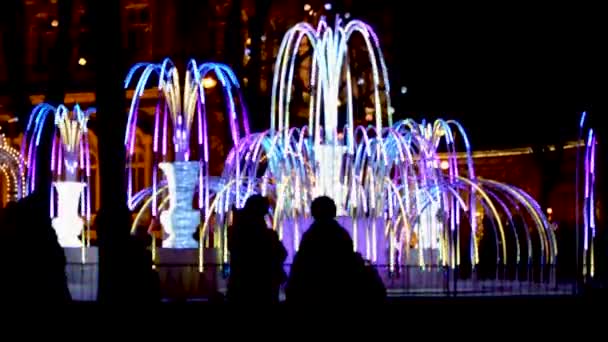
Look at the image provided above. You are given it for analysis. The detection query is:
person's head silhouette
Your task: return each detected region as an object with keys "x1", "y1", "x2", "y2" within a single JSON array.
[
  {"x1": 243, "y1": 194, "x2": 269, "y2": 218},
  {"x1": 311, "y1": 196, "x2": 337, "y2": 221}
]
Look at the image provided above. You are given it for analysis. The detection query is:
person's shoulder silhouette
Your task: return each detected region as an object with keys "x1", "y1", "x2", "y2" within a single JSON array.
[
  {"x1": 286, "y1": 196, "x2": 386, "y2": 303},
  {"x1": 5, "y1": 191, "x2": 71, "y2": 303},
  {"x1": 227, "y1": 194, "x2": 286, "y2": 303}
]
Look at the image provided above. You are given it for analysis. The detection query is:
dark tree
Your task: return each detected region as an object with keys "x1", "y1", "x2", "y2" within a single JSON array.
[
  {"x1": 244, "y1": 0, "x2": 272, "y2": 131},
  {"x1": 224, "y1": 0, "x2": 243, "y2": 74},
  {"x1": 90, "y1": 0, "x2": 130, "y2": 302},
  {"x1": 46, "y1": 0, "x2": 73, "y2": 106},
  {"x1": 1, "y1": 0, "x2": 30, "y2": 127}
]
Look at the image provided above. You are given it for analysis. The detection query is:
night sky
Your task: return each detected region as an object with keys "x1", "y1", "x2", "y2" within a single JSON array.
[{"x1": 369, "y1": 2, "x2": 602, "y2": 149}]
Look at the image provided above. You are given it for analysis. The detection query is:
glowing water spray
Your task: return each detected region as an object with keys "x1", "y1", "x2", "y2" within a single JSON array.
[
  {"x1": 578, "y1": 112, "x2": 597, "y2": 279},
  {"x1": 271, "y1": 16, "x2": 391, "y2": 213},
  {"x1": 212, "y1": 16, "x2": 555, "y2": 278},
  {"x1": 125, "y1": 58, "x2": 249, "y2": 248},
  {"x1": 123, "y1": 17, "x2": 556, "y2": 283},
  {"x1": 22, "y1": 104, "x2": 94, "y2": 248}
]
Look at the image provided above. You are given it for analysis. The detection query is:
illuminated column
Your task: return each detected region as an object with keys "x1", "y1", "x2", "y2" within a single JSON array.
[
  {"x1": 52, "y1": 181, "x2": 85, "y2": 247},
  {"x1": 159, "y1": 161, "x2": 200, "y2": 248},
  {"x1": 314, "y1": 144, "x2": 347, "y2": 214}
]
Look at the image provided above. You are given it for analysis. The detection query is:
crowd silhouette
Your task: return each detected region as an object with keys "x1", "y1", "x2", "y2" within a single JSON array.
[
  {"x1": 5, "y1": 190, "x2": 608, "y2": 302},
  {"x1": 227, "y1": 194, "x2": 287, "y2": 303},
  {"x1": 0, "y1": 191, "x2": 387, "y2": 303},
  {"x1": 227, "y1": 195, "x2": 386, "y2": 303}
]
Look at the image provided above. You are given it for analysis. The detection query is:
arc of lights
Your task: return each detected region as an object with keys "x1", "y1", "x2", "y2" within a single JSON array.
[
  {"x1": 125, "y1": 58, "x2": 249, "y2": 248},
  {"x1": 0, "y1": 134, "x2": 27, "y2": 204}
]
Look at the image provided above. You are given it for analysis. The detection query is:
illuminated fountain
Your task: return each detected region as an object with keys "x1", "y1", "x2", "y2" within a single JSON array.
[
  {"x1": 126, "y1": 59, "x2": 249, "y2": 249},
  {"x1": 22, "y1": 104, "x2": 94, "y2": 248},
  {"x1": 0, "y1": 133, "x2": 27, "y2": 207},
  {"x1": 120, "y1": 18, "x2": 557, "y2": 295},
  {"x1": 209, "y1": 16, "x2": 556, "y2": 286},
  {"x1": 208, "y1": 17, "x2": 394, "y2": 265}
]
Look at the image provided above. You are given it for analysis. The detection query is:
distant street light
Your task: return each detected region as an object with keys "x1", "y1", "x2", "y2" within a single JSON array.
[{"x1": 202, "y1": 77, "x2": 217, "y2": 89}]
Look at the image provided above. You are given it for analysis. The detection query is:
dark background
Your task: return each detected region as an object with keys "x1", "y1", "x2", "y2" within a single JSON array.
[
  {"x1": 1, "y1": 1, "x2": 602, "y2": 149},
  {"x1": 378, "y1": 2, "x2": 602, "y2": 149}
]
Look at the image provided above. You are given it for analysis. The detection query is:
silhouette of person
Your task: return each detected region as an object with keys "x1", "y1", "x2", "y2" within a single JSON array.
[
  {"x1": 0, "y1": 191, "x2": 71, "y2": 303},
  {"x1": 126, "y1": 233, "x2": 160, "y2": 302},
  {"x1": 227, "y1": 195, "x2": 287, "y2": 303},
  {"x1": 95, "y1": 204, "x2": 160, "y2": 302},
  {"x1": 286, "y1": 196, "x2": 386, "y2": 303}
]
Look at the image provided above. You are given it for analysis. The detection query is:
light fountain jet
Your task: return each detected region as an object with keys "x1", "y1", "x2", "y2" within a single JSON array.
[
  {"x1": 125, "y1": 59, "x2": 249, "y2": 249},
  {"x1": 578, "y1": 112, "x2": 597, "y2": 280},
  {"x1": 22, "y1": 104, "x2": 94, "y2": 248}
]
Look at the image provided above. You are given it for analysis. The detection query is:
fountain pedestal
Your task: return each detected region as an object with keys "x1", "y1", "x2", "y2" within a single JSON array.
[
  {"x1": 159, "y1": 161, "x2": 200, "y2": 248},
  {"x1": 63, "y1": 247, "x2": 98, "y2": 301},
  {"x1": 314, "y1": 144, "x2": 347, "y2": 214},
  {"x1": 52, "y1": 181, "x2": 85, "y2": 247}
]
